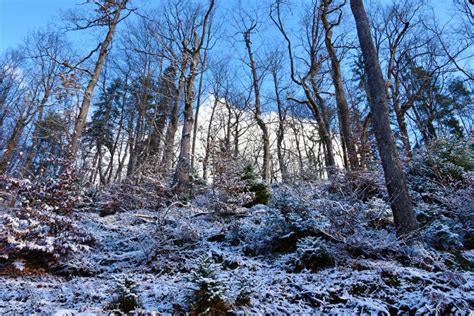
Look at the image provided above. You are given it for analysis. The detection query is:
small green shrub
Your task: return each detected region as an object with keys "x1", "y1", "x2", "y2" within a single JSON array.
[
  {"x1": 410, "y1": 136, "x2": 473, "y2": 186},
  {"x1": 109, "y1": 276, "x2": 140, "y2": 313},
  {"x1": 188, "y1": 255, "x2": 230, "y2": 315},
  {"x1": 235, "y1": 278, "x2": 253, "y2": 306},
  {"x1": 294, "y1": 237, "x2": 335, "y2": 272},
  {"x1": 242, "y1": 164, "x2": 271, "y2": 206}
]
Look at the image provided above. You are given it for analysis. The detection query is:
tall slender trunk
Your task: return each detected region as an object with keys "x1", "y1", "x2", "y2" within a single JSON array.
[
  {"x1": 69, "y1": 1, "x2": 127, "y2": 157},
  {"x1": 391, "y1": 74, "x2": 413, "y2": 160},
  {"x1": 161, "y1": 65, "x2": 185, "y2": 174},
  {"x1": 127, "y1": 107, "x2": 144, "y2": 178},
  {"x1": 394, "y1": 106, "x2": 412, "y2": 160},
  {"x1": 174, "y1": 50, "x2": 199, "y2": 193},
  {"x1": 0, "y1": 117, "x2": 27, "y2": 174},
  {"x1": 272, "y1": 69, "x2": 289, "y2": 183},
  {"x1": 22, "y1": 90, "x2": 50, "y2": 176},
  {"x1": 244, "y1": 30, "x2": 270, "y2": 182},
  {"x1": 321, "y1": 0, "x2": 359, "y2": 170},
  {"x1": 311, "y1": 90, "x2": 336, "y2": 172},
  {"x1": 350, "y1": 0, "x2": 418, "y2": 236},
  {"x1": 191, "y1": 30, "x2": 211, "y2": 170},
  {"x1": 173, "y1": 0, "x2": 214, "y2": 194},
  {"x1": 202, "y1": 97, "x2": 218, "y2": 181},
  {"x1": 233, "y1": 115, "x2": 240, "y2": 157}
]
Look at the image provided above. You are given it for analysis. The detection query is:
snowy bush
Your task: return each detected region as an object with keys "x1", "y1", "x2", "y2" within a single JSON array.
[
  {"x1": 409, "y1": 136, "x2": 473, "y2": 187},
  {"x1": 364, "y1": 198, "x2": 393, "y2": 228},
  {"x1": 241, "y1": 164, "x2": 271, "y2": 206},
  {"x1": 96, "y1": 176, "x2": 167, "y2": 216},
  {"x1": 0, "y1": 206, "x2": 94, "y2": 269},
  {"x1": 209, "y1": 152, "x2": 255, "y2": 215},
  {"x1": 18, "y1": 160, "x2": 85, "y2": 214},
  {"x1": 326, "y1": 170, "x2": 386, "y2": 201},
  {"x1": 293, "y1": 237, "x2": 335, "y2": 271},
  {"x1": 187, "y1": 255, "x2": 230, "y2": 315},
  {"x1": 229, "y1": 206, "x2": 290, "y2": 255},
  {"x1": 108, "y1": 276, "x2": 140, "y2": 313},
  {"x1": 0, "y1": 173, "x2": 94, "y2": 270},
  {"x1": 235, "y1": 278, "x2": 254, "y2": 306},
  {"x1": 423, "y1": 221, "x2": 464, "y2": 252}
]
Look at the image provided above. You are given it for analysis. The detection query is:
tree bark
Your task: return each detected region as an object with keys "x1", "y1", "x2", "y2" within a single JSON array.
[
  {"x1": 161, "y1": 65, "x2": 185, "y2": 175},
  {"x1": 202, "y1": 97, "x2": 219, "y2": 181},
  {"x1": 173, "y1": 47, "x2": 199, "y2": 194},
  {"x1": 244, "y1": 29, "x2": 270, "y2": 182},
  {"x1": 0, "y1": 117, "x2": 27, "y2": 174},
  {"x1": 69, "y1": 1, "x2": 127, "y2": 157},
  {"x1": 21, "y1": 90, "x2": 50, "y2": 176},
  {"x1": 191, "y1": 25, "x2": 211, "y2": 171},
  {"x1": 350, "y1": 0, "x2": 418, "y2": 236},
  {"x1": 173, "y1": 0, "x2": 214, "y2": 194},
  {"x1": 321, "y1": 0, "x2": 359, "y2": 170},
  {"x1": 272, "y1": 69, "x2": 289, "y2": 183}
]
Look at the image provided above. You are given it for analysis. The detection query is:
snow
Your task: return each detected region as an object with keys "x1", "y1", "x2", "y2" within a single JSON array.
[{"x1": 1, "y1": 200, "x2": 473, "y2": 314}]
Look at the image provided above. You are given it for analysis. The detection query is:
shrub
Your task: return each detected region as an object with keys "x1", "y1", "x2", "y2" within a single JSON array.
[
  {"x1": 97, "y1": 176, "x2": 167, "y2": 216},
  {"x1": 235, "y1": 278, "x2": 253, "y2": 306},
  {"x1": 424, "y1": 221, "x2": 464, "y2": 252},
  {"x1": 0, "y1": 206, "x2": 93, "y2": 269},
  {"x1": 210, "y1": 154, "x2": 255, "y2": 215},
  {"x1": 241, "y1": 164, "x2": 271, "y2": 207},
  {"x1": 21, "y1": 158, "x2": 85, "y2": 214},
  {"x1": 0, "y1": 175, "x2": 93, "y2": 270},
  {"x1": 409, "y1": 136, "x2": 473, "y2": 186},
  {"x1": 327, "y1": 170, "x2": 385, "y2": 202},
  {"x1": 294, "y1": 237, "x2": 335, "y2": 272},
  {"x1": 108, "y1": 276, "x2": 140, "y2": 313},
  {"x1": 187, "y1": 255, "x2": 230, "y2": 315},
  {"x1": 229, "y1": 206, "x2": 291, "y2": 255}
]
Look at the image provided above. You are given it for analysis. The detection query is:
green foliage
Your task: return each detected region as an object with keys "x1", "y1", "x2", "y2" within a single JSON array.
[
  {"x1": 294, "y1": 237, "x2": 335, "y2": 272},
  {"x1": 33, "y1": 112, "x2": 69, "y2": 176},
  {"x1": 242, "y1": 164, "x2": 271, "y2": 206},
  {"x1": 84, "y1": 79, "x2": 123, "y2": 152},
  {"x1": 188, "y1": 255, "x2": 229, "y2": 315},
  {"x1": 235, "y1": 278, "x2": 253, "y2": 306},
  {"x1": 411, "y1": 136, "x2": 473, "y2": 185},
  {"x1": 110, "y1": 276, "x2": 140, "y2": 313}
]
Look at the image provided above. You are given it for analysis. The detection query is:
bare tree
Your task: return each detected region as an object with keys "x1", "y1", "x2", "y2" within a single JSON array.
[
  {"x1": 350, "y1": 0, "x2": 418, "y2": 236},
  {"x1": 321, "y1": 0, "x2": 359, "y2": 170},
  {"x1": 240, "y1": 20, "x2": 271, "y2": 182},
  {"x1": 21, "y1": 30, "x2": 68, "y2": 175},
  {"x1": 68, "y1": 0, "x2": 131, "y2": 157},
  {"x1": 173, "y1": 0, "x2": 215, "y2": 194},
  {"x1": 271, "y1": 1, "x2": 337, "y2": 176},
  {"x1": 269, "y1": 50, "x2": 290, "y2": 183}
]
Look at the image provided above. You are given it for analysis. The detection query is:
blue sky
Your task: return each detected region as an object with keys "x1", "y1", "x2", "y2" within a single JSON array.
[
  {"x1": 0, "y1": 0, "x2": 78, "y2": 52},
  {"x1": 0, "y1": 0, "x2": 453, "y2": 54}
]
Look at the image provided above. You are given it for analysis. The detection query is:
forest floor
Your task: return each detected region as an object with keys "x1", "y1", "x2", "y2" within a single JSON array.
[{"x1": 1, "y1": 184, "x2": 473, "y2": 314}]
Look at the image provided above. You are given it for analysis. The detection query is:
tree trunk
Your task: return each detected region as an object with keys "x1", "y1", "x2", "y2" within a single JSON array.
[
  {"x1": 173, "y1": 1, "x2": 214, "y2": 194},
  {"x1": 161, "y1": 69, "x2": 184, "y2": 175},
  {"x1": 202, "y1": 97, "x2": 219, "y2": 181},
  {"x1": 173, "y1": 49, "x2": 199, "y2": 194},
  {"x1": 22, "y1": 90, "x2": 49, "y2": 176},
  {"x1": 395, "y1": 107, "x2": 413, "y2": 160},
  {"x1": 191, "y1": 29, "x2": 211, "y2": 171},
  {"x1": 0, "y1": 117, "x2": 27, "y2": 173},
  {"x1": 321, "y1": 0, "x2": 359, "y2": 170},
  {"x1": 69, "y1": 1, "x2": 127, "y2": 157},
  {"x1": 244, "y1": 31, "x2": 270, "y2": 182},
  {"x1": 272, "y1": 69, "x2": 289, "y2": 183},
  {"x1": 350, "y1": 0, "x2": 418, "y2": 236}
]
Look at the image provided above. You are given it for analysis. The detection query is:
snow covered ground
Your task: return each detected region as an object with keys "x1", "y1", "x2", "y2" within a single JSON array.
[{"x1": 1, "y1": 199, "x2": 473, "y2": 314}]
